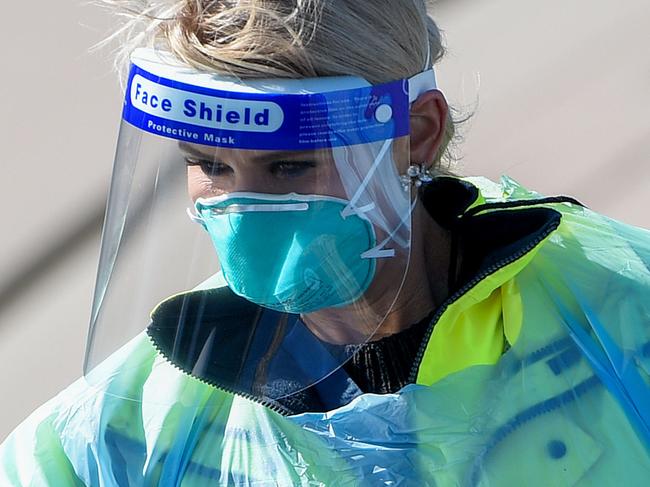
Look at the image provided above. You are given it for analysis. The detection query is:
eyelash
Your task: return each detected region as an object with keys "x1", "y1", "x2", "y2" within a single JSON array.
[
  {"x1": 271, "y1": 160, "x2": 317, "y2": 178},
  {"x1": 185, "y1": 158, "x2": 316, "y2": 178},
  {"x1": 185, "y1": 157, "x2": 230, "y2": 176}
]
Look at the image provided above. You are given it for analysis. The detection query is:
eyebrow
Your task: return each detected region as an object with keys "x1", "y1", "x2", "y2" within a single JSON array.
[{"x1": 178, "y1": 142, "x2": 318, "y2": 163}]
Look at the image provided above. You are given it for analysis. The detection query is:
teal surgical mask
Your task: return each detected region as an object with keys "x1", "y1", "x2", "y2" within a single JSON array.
[{"x1": 193, "y1": 193, "x2": 378, "y2": 313}]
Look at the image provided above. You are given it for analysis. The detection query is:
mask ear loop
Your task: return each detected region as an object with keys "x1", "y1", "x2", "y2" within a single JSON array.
[{"x1": 187, "y1": 207, "x2": 206, "y2": 228}]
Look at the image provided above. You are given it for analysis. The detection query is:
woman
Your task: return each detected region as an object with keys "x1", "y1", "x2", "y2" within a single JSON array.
[{"x1": 1, "y1": 0, "x2": 649, "y2": 485}]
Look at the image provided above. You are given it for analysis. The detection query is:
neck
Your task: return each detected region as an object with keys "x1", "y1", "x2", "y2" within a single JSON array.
[
  {"x1": 302, "y1": 200, "x2": 452, "y2": 344},
  {"x1": 370, "y1": 202, "x2": 451, "y2": 339}
]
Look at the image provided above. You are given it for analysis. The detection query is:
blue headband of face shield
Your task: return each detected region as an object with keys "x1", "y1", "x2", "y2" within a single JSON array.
[
  {"x1": 123, "y1": 48, "x2": 437, "y2": 150},
  {"x1": 124, "y1": 48, "x2": 437, "y2": 314}
]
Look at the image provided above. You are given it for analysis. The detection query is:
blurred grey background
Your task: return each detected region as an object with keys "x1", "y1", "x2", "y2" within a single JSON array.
[{"x1": 1, "y1": 0, "x2": 648, "y2": 441}]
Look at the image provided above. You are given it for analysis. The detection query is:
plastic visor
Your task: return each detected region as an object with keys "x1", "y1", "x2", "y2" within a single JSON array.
[{"x1": 84, "y1": 48, "x2": 436, "y2": 409}]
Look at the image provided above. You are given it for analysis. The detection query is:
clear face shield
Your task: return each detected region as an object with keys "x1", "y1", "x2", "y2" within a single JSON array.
[{"x1": 84, "y1": 48, "x2": 437, "y2": 408}]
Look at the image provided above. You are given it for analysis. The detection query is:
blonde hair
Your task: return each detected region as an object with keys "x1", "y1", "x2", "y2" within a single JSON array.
[{"x1": 99, "y1": 0, "x2": 457, "y2": 168}]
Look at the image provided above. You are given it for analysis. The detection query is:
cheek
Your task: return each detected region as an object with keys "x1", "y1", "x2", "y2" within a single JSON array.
[
  {"x1": 324, "y1": 169, "x2": 347, "y2": 199},
  {"x1": 187, "y1": 167, "x2": 219, "y2": 201}
]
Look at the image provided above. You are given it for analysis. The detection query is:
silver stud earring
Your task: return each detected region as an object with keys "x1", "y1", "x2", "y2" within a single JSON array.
[{"x1": 400, "y1": 164, "x2": 434, "y2": 191}]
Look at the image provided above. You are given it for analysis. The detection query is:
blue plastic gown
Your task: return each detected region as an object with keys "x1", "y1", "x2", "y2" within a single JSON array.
[{"x1": 1, "y1": 177, "x2": 649, "y2": 486}]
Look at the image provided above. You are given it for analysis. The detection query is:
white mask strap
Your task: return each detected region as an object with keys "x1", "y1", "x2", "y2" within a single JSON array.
[
  {"x1": 361, "y1": 195, "x2": 419, "y2": 259},
  {"x1": 340, "y1": 137, "x2": 391, "y2": 219},
  {"x1": 187, "y1": 207, "x2": 206, "y2": 226}
]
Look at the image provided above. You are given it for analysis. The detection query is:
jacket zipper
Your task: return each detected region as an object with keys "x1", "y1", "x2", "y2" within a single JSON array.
[
  {"x1": 408, "y1": 206, "x2": 562, "y2": 384},
  {"x1": 147, "y1": 333, "x2": 294, "y2": 416}
]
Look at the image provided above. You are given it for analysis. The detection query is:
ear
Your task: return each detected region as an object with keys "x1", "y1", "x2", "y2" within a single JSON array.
[{"x1": 409, "y1": 90, "x2": 449, "y2": 166}]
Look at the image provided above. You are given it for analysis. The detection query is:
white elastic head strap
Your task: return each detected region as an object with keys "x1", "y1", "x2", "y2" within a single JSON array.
[
  {"x1": 408, "y1": 37, "x2": 437, "y2": 103},
  {"x1": 408, "y1": 69, "x2": 437, "y2": 104}
]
